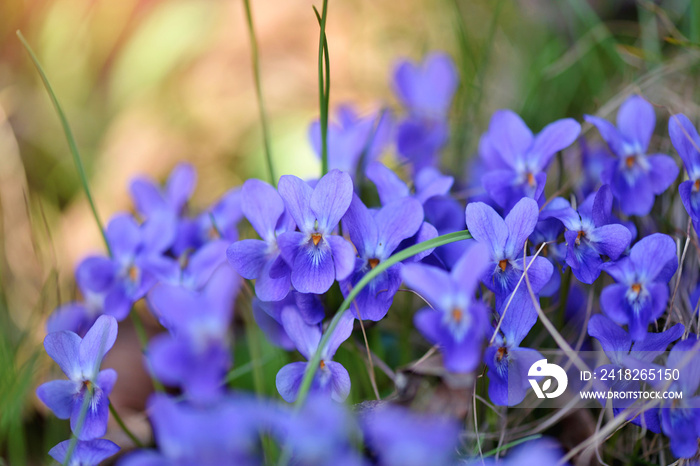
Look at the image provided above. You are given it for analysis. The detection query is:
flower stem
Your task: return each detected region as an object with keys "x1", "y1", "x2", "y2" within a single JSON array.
[
  {"x1": 242, "y1": 0, "x2": 276, "y2": 186},
  {"x1": 109, "y1": 402, "x2": 144, "y2": 448},
  {"x1": 16, "y1": 30, "x2": 112, "y2": 257}
]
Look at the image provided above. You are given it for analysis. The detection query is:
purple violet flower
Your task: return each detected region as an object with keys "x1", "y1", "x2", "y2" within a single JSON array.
[
  {"x1": 36, "y1": 315, "x2": 118, "y2": 440},
  {"x1": 469, "y1": 438, "x2": 570, "y2": 465},
  {"x1": 600, "y1": 233, "x2": 678, "y2": 341},
  {"x1": 310, "y1": 104, "x2": 393, "y2": 176},
  {"x1": 401, "y1": 244, "x2": 492, "y2": 372},
  {"x1": 360, "y1": 404, "x2": 460, "y2": 466},
  {"x1": 547, "y1": 184, "x2": 632, "y2": 284},
  {"x1": 392, "y1": 52, "x2": 458, "y2": 170},
  {"x1": 130, "y1": 162, "x2": 196, "y2": 221},
  {"x1": 465, "y1": 197, "x2": 553, "y2": 318},
  {"x1": 340, "y1": 194, "x2": 424, "y2": 321},
  {"x1": 146, "y1": 266, "x2": 239, "y2": 403},
  {"x1": 276, "y1": 170, "x2": 356, "y2": 294},
  {"x1": 275, "y1": 309, "x2": 354, "y2": 403},
  {"x1": 49, "y1": 438, "x2": 120, "y2": 466},
  {"x1": 585, "y1": 95, "x2": 679, "y2": 216},
  {"x1": 480, "y1": 110, "x2": 580, "y2": 211},
  {"x1": 669, "y1": 113, "x2": 700, "y2": 231},
  {"x1": 485, "y1": 288, "x2": 544, "y2": 406},
  {"x1": 227, "y1": 178, "x2": 295, "y2": 300},
  {"x1": 252, "y1": 292, "x2": 325, "y2": 351},
  {"x1": 588, "y1": 313, "x2": 684, "y2": 432},
  {"x1": 119, "y1": 394, "x2": 266, "y2": 466}
]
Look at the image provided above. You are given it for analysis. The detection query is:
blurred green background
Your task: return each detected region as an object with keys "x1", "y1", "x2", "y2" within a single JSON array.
[{"x1": 1, "y1": 0, "x2": 699, "y2": 463}]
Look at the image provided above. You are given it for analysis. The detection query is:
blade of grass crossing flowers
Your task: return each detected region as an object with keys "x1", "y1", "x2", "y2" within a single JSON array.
[
  {"x1": 16, "y1": 31, "x2": 112, "y2": 257},
  {"x1": 313, "y1": 0, "x2": 330, "y2": 176},
  {"x1": 293, "y1": 230, "x2": 472, "y2": 409},
  {"x1": 242, "y1": 0, "x2": 276, "y2": 186}
]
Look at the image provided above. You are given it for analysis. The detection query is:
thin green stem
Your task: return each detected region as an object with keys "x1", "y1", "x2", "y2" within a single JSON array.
[
  {"x1": 242, "y1": 0, "x2": 276, "y2": 186},
  {"x1": 16, "y1": 30, "x2": 111, "y2": 257},
  {"x1": 109, "y1": 402, "x2": 144, "y2": 448},
  {"x1": 313, "y1": 1, "x2": 330, "y2": 176},
  {"x1": 293, "y1": 230, "x2": 472, "y2": 409}
]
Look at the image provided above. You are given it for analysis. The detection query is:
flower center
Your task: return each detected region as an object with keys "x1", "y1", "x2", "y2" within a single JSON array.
[
  {"x1": 128, "y1": 265, "x2": 139, "y2": 282},
  {"x1": 498, "y1": 259, "x2": 508, "y2": 272},
  {"x1": 631, "y1": 283, "x2": 642, "y2": 294},
  {"x1": 526, "y1": 172, "x2": 536, "y2": 187},
  {"x1": 319, "y1": 359, "x2": 326, "y2": 369},
  {"x1": 695, "y1": 179, "x2": 700, "y2": 191},
  {"x1": 311, "y1": 233, "x2": 323, "y2": 246},
  {"x1": 575, "y1": 230, "x2": 585, "y2": 245},
  {"x1": 496, "y1": 346, "x2": 508, "y2": 362},
  {"x1": 625, "y1": 156, "x2": 636, "y2": 169},
  {"x1": 451, "y1": 308, "x2": 463, "y2": 322},
  {"x1": 368, "y1": 258, "x2": 380, "y2": 269}
]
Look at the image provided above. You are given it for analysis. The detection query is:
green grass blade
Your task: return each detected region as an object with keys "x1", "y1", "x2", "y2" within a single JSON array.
[
  {"x1": 313, "y1": 0, "x2": 330, "y2": 176},
  {"x1": 242, "y1": 0, "x2": 277, "y2": 186},
  {"x1": 293, "y1": 229, "x2": 472, "y2": 409},
  {"x1": 482, "y1": 434, "x2": 543, "y2": 457},
  {"x1": 16, "y1": 30, "x2": 111, "y2": 256}
]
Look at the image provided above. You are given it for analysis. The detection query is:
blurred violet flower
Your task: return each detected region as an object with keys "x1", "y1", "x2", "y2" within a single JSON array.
[
  {"x1": 480, "y1": 110, "x2": 580, "y2": 211},
  {"x1": 465, "y1": 197, "x2": 553, "y2": 320},
  {"x1": 277, "y1": 170, "x2": 355, "y2": 294},
  {"x1": 119, "y1": 394, "x2": 266, "y2": 466},
  {"x1": 360, "y1": 404, "x2": 460, "y2": 466},
  {"x1": 227, "y1": 179, "x2": 295, "y2": 301},
  {"x1": 48, "y1": 213, "x2": 175, "y2": 335},
  {"x1": 529, "y1": 199, "x2": 569, "y2": 296},
  {"x1": 275, "y1": 396, "x2": 364, "y2": 466},
  {"x1": 401, "y1": 244, "x2": 492, "y2": 373},
  {"x1": 600, "y1": 233, "x2": 678, "y2": 341},
  {"x1": 146, "y1": 267, "x2": 239, "y2": 403},
  {"x1": 157, "y1": 239, "x2": 230, "y2": 291},
  {"x1": 365, "y1": 161, "x2": 447, "y2": 263},
  {"x1": 275, "y1": 309, "x2": 354, "y2": 403},
  {"x1": 485, "y1": 286, "x2": 544, "y2": 406},
  {"x1": 36, "y1": 315, "x2": 118, "y2": 440},
  {"x1": 340, "y1": 194, "x2": 424, "y2": 321},
  {"x1": 585, "y1": 95, "x2": 679, "y2": 216},
  {"x1": 658, "y1": 337, "x2": 700, "y2": 458},
  {"x1": 130, "y1": 162, "x2": 196, "y2": 222},
  {"x1": 49, "y1": 439, "x2": 120, "y2": 466},
  {"x1": 310, "y1": 104, "x2": 393, "y2": 176},
  {"x1": 251, "y1": 292, "x2": 325, "y2": 351},
  {"x1": 547, "y1": 184, "x2": 632, "y2": 284},
  {"x1": 173, "y1": 187, "x2": 243, "y2": 255},
  {"x1": 588, "y1": 313, "x2": 684, "y2": 432},
  {"x1": 669, "y1": 113, "x2": 700, "y2": 231},
  {"x1": 392, "y1": 52, "x2": 458, "y2": 170},
  {"x1": 576, "y1": 138, "x2": 610, "y2": 198}
]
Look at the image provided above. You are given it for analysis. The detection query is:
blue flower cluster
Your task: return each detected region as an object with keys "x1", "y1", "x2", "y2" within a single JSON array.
[{"x1": 36, "y1": 50, "x2": 700, "y2": 464}]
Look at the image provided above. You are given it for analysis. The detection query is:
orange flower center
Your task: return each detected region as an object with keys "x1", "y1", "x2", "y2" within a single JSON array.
[
  {"x1": 527, "y1": 172, "x2": 535, "y2": 187},
  {"x1": 498, "y1": 259, "x2": 508, "y2": 272},
  {"x1": 451, "y1": 308, "x2": 463, "y2": 322},
  {"x1": 319, "y1": 359, "x2": 326, "y2": 369},
  {"x1": 631, "y1": 283, "x2": 642, "y2": 294},
  {"x1": 497, "y1": 347, "x2": 508, "y2": 362},
  {"x1": 368, "y1": 258, "x2": 380, "y2": 269},
  {"x1": 625, "y1": 156, "x2": 636, "y2": 169},
  {"x1": 128, "y1": 265, "x2": 139, "y2": 281},
  {"x1": 695, "y1": 179, "x2": 700, "y2": 191},
  {"x1": 311, "y1": 233, "x2": 322, "y2": 246}
]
